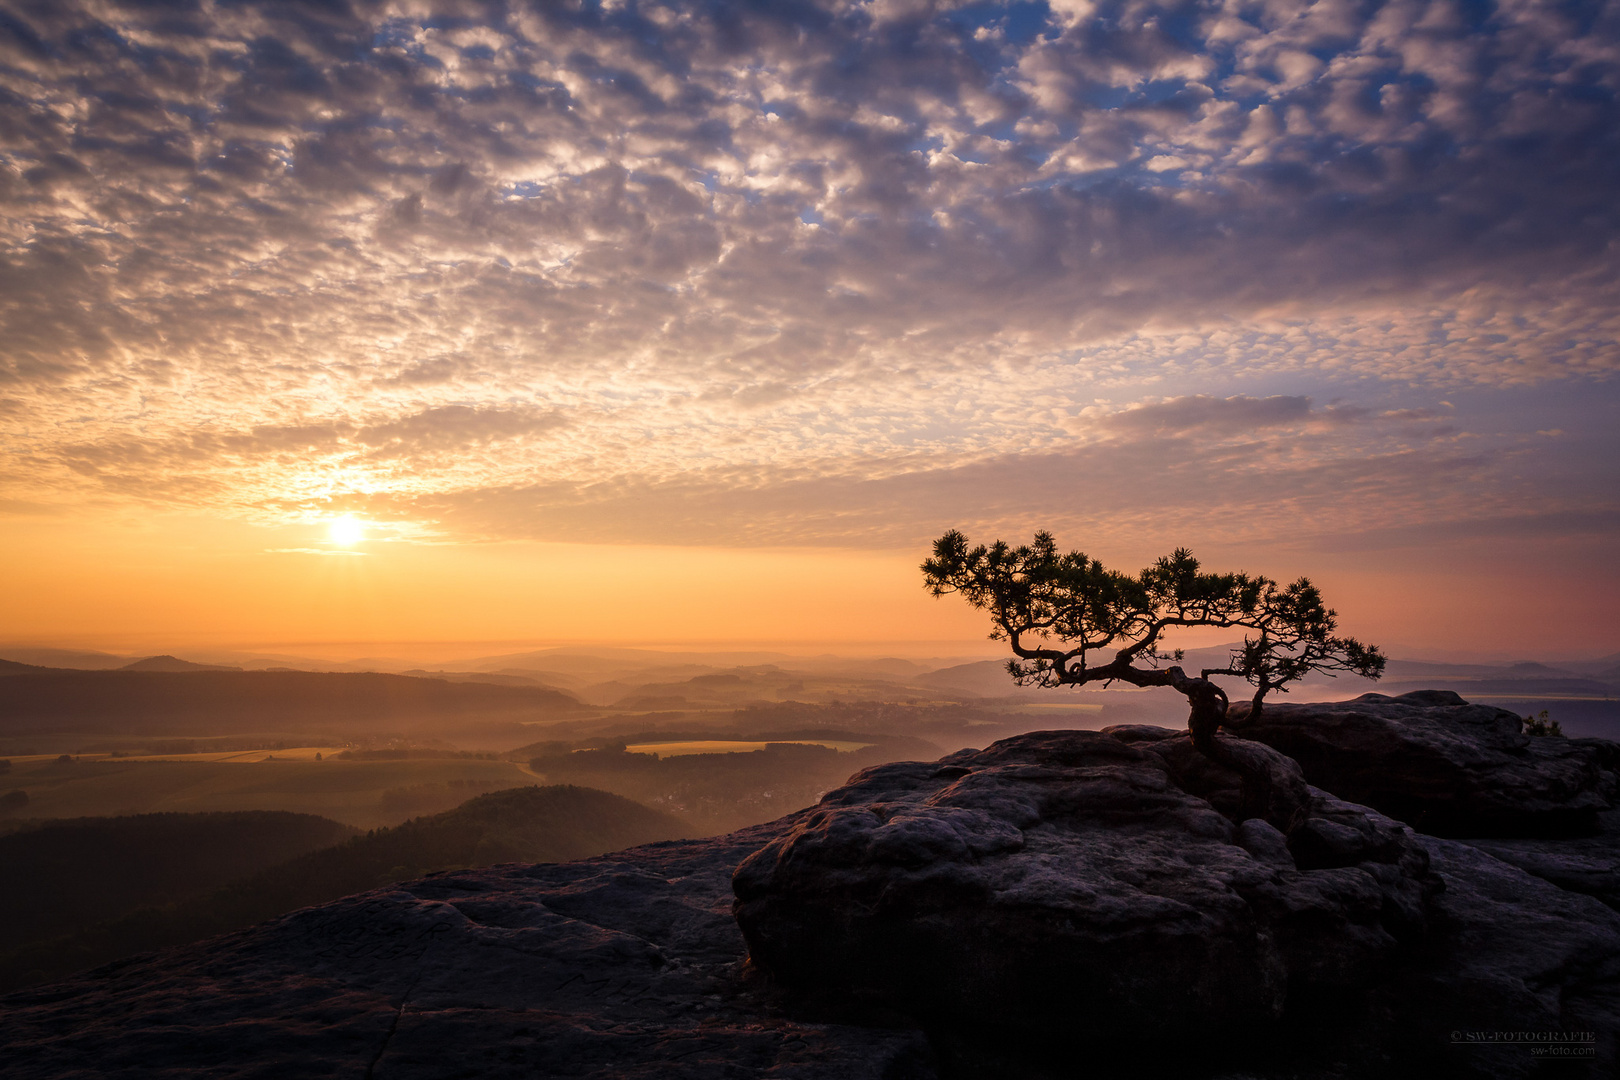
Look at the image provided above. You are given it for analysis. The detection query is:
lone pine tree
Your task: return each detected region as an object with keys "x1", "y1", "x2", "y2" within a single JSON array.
[{"x1": 923, "y1": 530, "x2": 1385, "y2": 826}]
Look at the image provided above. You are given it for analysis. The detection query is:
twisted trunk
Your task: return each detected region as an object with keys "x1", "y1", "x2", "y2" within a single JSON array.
[{"x1": 1046, "y1": 658, "x2": 1306, "y2": 831}]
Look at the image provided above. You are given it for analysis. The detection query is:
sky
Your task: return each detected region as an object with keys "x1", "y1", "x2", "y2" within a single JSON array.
[{"x1": 1, "y1": 0, "x2": 1617, "y2": 660}]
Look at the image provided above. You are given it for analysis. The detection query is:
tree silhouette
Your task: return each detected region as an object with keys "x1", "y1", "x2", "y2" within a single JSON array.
[{"x1": 923, "y1": 531, "x2": 1385, "y2": 824}]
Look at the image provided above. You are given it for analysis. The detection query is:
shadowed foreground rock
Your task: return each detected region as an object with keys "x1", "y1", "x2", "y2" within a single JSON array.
[
  {"x1": 1466, "y1": 809, "x2": 1620, "y2": 912},
  {"x1": 1235, "y1": 691, "x2": 1618, "y2": 837},
  {"x1": 0, "y1": 820, "x2": 934, "y2": 1080},
  {"x1": 1381, "y1": 837, "x2": 1620, "y2": 1076},
  {"x1": 5, "y1": 725, "x2": 1619, "y2": 1079},
  {"x1": 732, "y1": 729, "x2": 1440, "y2": 1071}
]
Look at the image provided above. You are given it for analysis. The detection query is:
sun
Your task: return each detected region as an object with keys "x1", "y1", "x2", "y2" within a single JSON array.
[{"x1": 327, "y1": 515, "x2": 366, "y2": 546}]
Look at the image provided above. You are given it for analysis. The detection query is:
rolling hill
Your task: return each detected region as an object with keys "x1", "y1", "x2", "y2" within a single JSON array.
[
  {"x1": 0, "y1": 668, "x2": 583, "y2": 736},
  {"x1": 0, "y1": 785, "x2": 688, "y2": 993},
  {"x1": 0, "y1": 811, "x2": 357, "y2": 955}
]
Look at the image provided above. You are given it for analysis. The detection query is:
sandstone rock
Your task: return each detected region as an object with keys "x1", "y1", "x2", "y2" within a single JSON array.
[
  {"x1": 1234, "y1": 691, "x2": 1617, "y2": 837},
  {"x1": 11, "y1": 705, "x2": 1620, "y2": 1080},
  {"x1": 1370, "y1": 836, "x2": 1620, "y2": 1078},
  {"x1": 1465, "y1": 808, "x2": 1620, "y2": 912},
  {"x1": 731, "y1": 729, "x2": 1438, "y2": 1070},
  {"x1": 6, "y1": 761, "x2": 1619, "y2": 1079},
  {"x1": 0, "y1": 821, "x2": 935, "y2": 1080}
]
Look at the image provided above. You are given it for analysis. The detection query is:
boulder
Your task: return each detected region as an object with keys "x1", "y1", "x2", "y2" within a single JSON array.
[
  {"x1": 1371, "y1": 836, "x2": 1620, "y2": 1078},
  {"x1": 731, "y1": 729, "x2": 1438, "y2": 1071},
  {"x1": 0, "y1": 821, "x2": 935, "y2": 1080},
  {"x1": 1465, "y1": 808, "x2": 1620, "y2": 912},
  {"x1": 1232, "y1": 691, "x2": 1617, "y2": 837},
  {"x1": 5, "y1": 757, "x2": 1619, "y2": 1079}
]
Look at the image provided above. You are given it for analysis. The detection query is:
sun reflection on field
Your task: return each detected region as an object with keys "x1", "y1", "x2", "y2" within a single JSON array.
[{"x1": 622, "y1": 739, "x2": 872, "y2": 756}]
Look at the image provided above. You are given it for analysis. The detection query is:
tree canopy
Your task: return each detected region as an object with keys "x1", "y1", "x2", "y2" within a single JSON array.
[{"x1": 924, "y1": 530, "x2": 1384, "y2": 718}]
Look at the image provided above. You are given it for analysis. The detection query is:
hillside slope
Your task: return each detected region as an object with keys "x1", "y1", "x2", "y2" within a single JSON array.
[
  {"x1": 0, "y1": 785, "x2": 689, "y2": 992},
  {"x1": 0, "y1": 811, "x2": 358, "y2": 953}
]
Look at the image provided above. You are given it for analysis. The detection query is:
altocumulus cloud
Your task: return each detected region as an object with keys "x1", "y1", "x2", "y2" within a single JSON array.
[{"x1": 0, "y1": 0, "x2": 1615, "y2": 547}]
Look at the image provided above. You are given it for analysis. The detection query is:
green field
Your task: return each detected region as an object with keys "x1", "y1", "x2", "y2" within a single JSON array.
[
  {"x1": 622, "y1": 738, "x2": 873, "y2": 756},
  {"x1": 0, "y1": 754, "x2": 539, "y2": 829}
]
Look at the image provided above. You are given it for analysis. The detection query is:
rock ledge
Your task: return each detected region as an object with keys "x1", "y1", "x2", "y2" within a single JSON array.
[
  {"x1": 1236, "y1": 691, "x2": 1617, "y2": 836},
  {"x1": 733, "y1": 729, "x2": 1438, "y2": 1068}
]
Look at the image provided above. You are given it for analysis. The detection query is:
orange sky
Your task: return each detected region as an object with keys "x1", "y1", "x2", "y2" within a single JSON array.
[
  {"x1": 2, "y1": 510, "x2": 988, "y2": 656},
  {"x1": 5, "y1": 505, "x2": 1614, "y2": 662},
  {"x1": 2, "y1": 2, "x2": 1617, "y2": 663}
]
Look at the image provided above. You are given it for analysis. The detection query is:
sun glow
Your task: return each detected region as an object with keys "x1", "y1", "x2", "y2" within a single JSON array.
[{"x1": 327, "y1": 516, "x2": 366, "y2": 546}]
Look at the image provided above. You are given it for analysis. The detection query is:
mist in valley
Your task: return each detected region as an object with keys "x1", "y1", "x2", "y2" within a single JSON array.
[{"x1": 2, "y1": 641, "x2": 1616, "y2": 995}]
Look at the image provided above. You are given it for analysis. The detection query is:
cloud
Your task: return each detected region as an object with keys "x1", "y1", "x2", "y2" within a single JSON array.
[
  {"x1": 1097, "y1": 395, "x2": 1316, "y2": 435},
  {"x1": 349, "y1": 393, "x2": 1562, "y2": 555},
  {"x1": 355, "y1": 405, "x2": 570, "y2": 456},
  {"x1": 0, "y1": 0, "x2": 1614, "y2": 547}
]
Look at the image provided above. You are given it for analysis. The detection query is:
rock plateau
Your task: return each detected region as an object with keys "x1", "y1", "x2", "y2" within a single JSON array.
[
  {"x1": 733, "y1": 728, "x2": 1437, "y2": 1071},
  {"x1": 1235, "y1": 691, "x2": 1617, "y2": 837},
  {"x1": 3, "y1": 693, "x2": 1618, "y2": 1078}
]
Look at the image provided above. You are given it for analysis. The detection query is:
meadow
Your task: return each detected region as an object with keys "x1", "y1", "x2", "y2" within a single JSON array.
[{"x1": 622, "y1": 738, "x2": 873, "y2": 756}]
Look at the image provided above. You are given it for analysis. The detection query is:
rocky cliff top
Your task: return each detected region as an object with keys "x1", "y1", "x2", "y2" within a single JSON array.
[
  {"x1": 1236, "y1": 690, "x2": 1618, "y2": 837},
  {"x1": 0, "y1": 818, "x2": 933, "y2": 1079},
  {"x1": 4, "y1": 692, "x2": 1618, "y2": 1079}
]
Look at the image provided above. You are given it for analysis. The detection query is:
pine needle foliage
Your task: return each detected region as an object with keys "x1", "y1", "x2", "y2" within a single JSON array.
[{"x1": 923, "y1": 530, "x2": 1385, "y2": 720}]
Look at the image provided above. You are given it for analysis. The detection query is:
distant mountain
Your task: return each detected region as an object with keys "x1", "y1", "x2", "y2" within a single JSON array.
[
  {"x1": 764, "y1": 656, "x2": 933, "y2": 678},
  {"x1": 0, "y1": 659, "x2": 51, "y2": 676},
  {"x1": 915, "y1": 645, "x2": 1620, "y2": 706},
  {"x1": 467, "y1": 646, "x2": 792, "y2": 678},
  {"x1": 915, "y1": 659, "x2": 1027, "y2": 698},
  {"x1": 1383, "y1": 658, "x2": 1570, "y2": 680},
  {"x1": 0, "y1": 786, "x2": 687, "y2": 993},
  {"x1": 596, "y1": 665, "x2": 961, "y2": 709},
  {"x1": 917, "y1": 647, "x2": 1277, "y2": 697},
  {"x1": 0, "y1": 648, "x2": 129, "y2": 670},
  {"x1": 1562, "y1": 651, "x2": 1620, "y2": 677},
  {"x1": 1377, "y1": 676, "x2": 1617, "y2": 698},
  {"x1": 486, "y1": 666, "x2": 596, "y2": 690},
  {"x1": 1360, "y1": 658, "x2": 1618, "y2": 699},
  {"x1": 0, "y1": 669, "x2": 584, "y2": 736},
  {"x1": 120, "y1": 655, "x2": 242, "y2": 672},
  {"x1": 400, "y1": 669, "x2": 575, "y2": 692},
  {"x1": 466, "y1": 648, "x2": 973, "y2": 684},
  {"x1": 916, "y1": 658, "x2": 1160, "y2": 699}
]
